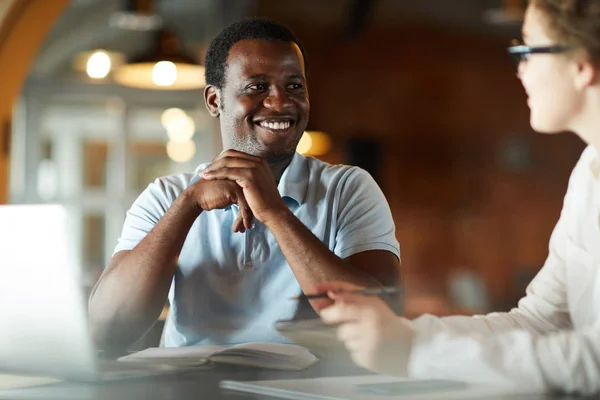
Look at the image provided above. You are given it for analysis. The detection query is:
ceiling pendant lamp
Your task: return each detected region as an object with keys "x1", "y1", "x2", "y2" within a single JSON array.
[
  {"x1": 113, "y1": 29, "x2": 206, "y2": 90},
  {"x1": 483, "y1": 0, "x2": 526, "y2": 25},
  {"x1": 110, "y1": 0, "x2": 163, "y2": 31}
]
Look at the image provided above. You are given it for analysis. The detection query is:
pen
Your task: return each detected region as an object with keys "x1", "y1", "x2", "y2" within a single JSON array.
[{"x1": 290, "y1": 285, "x2": 403, "y2": 300}]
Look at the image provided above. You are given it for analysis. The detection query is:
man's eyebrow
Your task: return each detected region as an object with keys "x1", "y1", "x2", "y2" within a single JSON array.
[
  {"x1": 245, "y1": 73, "x2": 305, "y2": 81},
  {"x1": 246, "y1": 74, "x2": 269, "y2": 80}
]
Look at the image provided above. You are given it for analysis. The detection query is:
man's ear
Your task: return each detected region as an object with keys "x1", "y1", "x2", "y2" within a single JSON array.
[{"x1": 204, "y1": 85, "x2": 220, "y2": 117}]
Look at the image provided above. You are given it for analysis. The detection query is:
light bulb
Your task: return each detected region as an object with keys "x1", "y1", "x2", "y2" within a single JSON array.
[
  {"x1": 305, "y1": 131, "x2": 332, "y2": 156},
  {"x1": 296, "y1": 132, "x2": 313, "y2": 155},
  {"x1": 152, "y1": 61, "x2": 177, "y2": 86},
  {"x1": 86, "y1": 51, "x2": 111, "y2": 79},
  {"x1": 161, "y1": 108, "x2": 186, "y2": 129},
  {"x1": 166, "y1": 140, "x2": 195, "y2": 163},
  {"x1": 166, "y1": 115, "x2": 195, "y2": 142}
]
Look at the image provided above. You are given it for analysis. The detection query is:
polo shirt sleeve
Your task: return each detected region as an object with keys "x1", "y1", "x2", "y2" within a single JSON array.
[
  {"x1": 333, "y1": 168, "x2": 400, "y2": 260},
  {"x1": 113, "y1": 177, "x2": 180, "y2": 254}
]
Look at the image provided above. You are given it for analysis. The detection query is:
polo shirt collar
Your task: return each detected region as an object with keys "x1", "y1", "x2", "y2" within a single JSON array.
[{"x1": 278, "y1": 152, "x2": 308, "y2": 206}]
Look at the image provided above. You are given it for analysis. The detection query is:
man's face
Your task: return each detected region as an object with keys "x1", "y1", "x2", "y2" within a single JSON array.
[{"x1": 206, "y1": 39, "x2": 310, "y2": 164}]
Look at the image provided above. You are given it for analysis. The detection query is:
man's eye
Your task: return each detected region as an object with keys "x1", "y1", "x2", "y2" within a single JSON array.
[
  {"x1": 288, "y1": 83, "x2": 303, "y2": 90},
  {"x1": 249, "y1": 83, "x2": 268, "y2": 91}
]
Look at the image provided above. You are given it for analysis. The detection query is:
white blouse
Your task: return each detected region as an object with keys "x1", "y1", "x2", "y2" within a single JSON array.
[{"x1": 408, "y1": 145, "x2": 600, "y2": 395}]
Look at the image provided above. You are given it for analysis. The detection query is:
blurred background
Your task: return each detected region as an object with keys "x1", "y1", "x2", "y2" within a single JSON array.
[{"x1": 0, "y1": 0, "x2": 586, "y2": 321}]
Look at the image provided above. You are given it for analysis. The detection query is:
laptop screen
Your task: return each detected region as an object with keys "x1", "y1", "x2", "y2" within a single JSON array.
[{"x1": 0, "y1": 204, "x2": 98, "y2": 380}]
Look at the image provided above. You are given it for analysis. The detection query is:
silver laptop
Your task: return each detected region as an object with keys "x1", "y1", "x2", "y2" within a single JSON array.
[{"x1": 0, "y1": 204, "x2": 184, "y2": 382}]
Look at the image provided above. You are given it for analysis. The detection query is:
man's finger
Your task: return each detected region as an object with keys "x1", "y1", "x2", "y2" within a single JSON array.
[
  {"x1": 232, "y1": 215, "x2": 245, "y2": 233},
  {"x1": 236, "y1": 189, "x2": 254, "y2": 230},
  {"x1": 230, "y1": 186, "x2": 252, "y2": 233},
  {"x1": 200, "y1": 167, "x2": 253, "y2": 185},
  {"x1": 218, "y1": 149, "x2": 264, "y2": 163},
  {"x1": 231, "y1": 198, "x2": 246, "y2": 233},
  {"x1": 202, "y1": 157, "x2": 258, "y2": 175}
]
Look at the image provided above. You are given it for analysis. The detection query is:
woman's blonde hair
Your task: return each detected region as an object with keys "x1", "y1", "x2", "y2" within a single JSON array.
[{"x1": 530, "y1": 0, "x2": 600, "y2": 66}]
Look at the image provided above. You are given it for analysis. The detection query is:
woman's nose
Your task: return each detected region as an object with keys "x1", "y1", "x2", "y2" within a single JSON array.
[{"x1": 517, "y1": 60, "x2": 526, "y2": 80}]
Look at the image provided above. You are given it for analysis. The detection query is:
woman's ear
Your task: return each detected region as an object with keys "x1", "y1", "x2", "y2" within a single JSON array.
[
  {"x1": 573, "y1": 57, "x2": 597, "y2": 90},
  {"x1": 204, "y1": 85, "x2": 221, "y2": 117}
]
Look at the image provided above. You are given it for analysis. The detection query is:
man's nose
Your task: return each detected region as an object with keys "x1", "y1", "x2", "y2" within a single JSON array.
[{"x1": 263, "y1": 87, "x2": 292, "y2": 110}]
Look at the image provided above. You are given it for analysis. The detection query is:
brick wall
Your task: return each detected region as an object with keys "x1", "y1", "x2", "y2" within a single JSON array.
[{"x1": 283, "y1": 22, "x2": 585, "y2": 314}]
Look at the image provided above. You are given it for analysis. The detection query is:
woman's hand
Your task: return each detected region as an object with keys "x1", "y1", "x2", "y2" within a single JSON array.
[{"x1": 314, "y1": 281, "x2": 414, "y2": 376}]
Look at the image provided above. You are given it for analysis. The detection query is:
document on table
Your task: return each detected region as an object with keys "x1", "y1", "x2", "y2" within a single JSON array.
[
  {"x1": 0, "y1": 374, "x2": 61, "y2": 390},
  {"x1": 220, "y1": 375, "x2": 545, "y2": 400}
]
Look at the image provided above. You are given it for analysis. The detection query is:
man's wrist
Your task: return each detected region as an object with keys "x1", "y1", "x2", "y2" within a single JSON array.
[
  {"x1": 261, "y1": 206, "x2": 294, "y2": 229},
  {"x1": 177, "y1": 188, "x2": 203, "y2": 218}
]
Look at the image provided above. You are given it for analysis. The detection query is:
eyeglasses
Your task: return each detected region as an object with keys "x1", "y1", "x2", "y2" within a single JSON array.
[{"x1": 507, "y1": 40, "x2": 573, "y2": 68}]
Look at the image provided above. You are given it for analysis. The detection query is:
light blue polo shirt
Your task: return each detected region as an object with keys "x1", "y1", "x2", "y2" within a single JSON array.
[{"x1": 114, "y1": 152, "x2": 400, "y2": 347}]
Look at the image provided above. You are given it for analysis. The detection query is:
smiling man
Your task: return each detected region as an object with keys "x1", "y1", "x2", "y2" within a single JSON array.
[{"x1": 88, "y1": 18, "x2": 400, "y2": 351}]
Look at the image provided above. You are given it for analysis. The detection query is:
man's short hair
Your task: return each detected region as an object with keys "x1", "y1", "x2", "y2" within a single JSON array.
[{"x1": 204, "y1": 17, "x2": 307, "y2": 89}]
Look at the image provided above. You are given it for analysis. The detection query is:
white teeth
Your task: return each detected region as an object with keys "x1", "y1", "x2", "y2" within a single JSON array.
[{"x1": 259, "y1": 120, "x2": 291, "y2": 130}]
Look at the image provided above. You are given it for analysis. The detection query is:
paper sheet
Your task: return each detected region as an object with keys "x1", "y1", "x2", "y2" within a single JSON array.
[
  {"x1": 220, "y1": 375, "x2": 545, "y2": 400},
  {"x1": 0, "y1": 374, "x2": 61, "y2": 390}
]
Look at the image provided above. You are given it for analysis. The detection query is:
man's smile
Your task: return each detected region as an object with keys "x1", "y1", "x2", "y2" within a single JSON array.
[{"x1": 253, "y1": 116, "x2": 297, "y2": 135}]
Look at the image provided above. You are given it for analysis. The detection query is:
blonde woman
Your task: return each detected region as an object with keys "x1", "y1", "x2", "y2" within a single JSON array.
[{"x1": 315, "y1": 0, "x2": 600, "y2": 394}]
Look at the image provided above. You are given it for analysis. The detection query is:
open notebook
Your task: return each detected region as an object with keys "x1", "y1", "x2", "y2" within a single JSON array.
[{"x1": 119, "y1": 342, "x2": 318, "y2": 371}]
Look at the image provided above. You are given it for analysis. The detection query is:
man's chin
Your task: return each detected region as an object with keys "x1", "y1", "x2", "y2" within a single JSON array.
[
  {"x1": 264, "y1": 150, "x2": 296, "y2": 165},
  {"x1": 227, "y1": 146, "x2": 295, "y2": 164},
  {"x1": 256, "y1": 144, "x2": 298, "y2": 162}
]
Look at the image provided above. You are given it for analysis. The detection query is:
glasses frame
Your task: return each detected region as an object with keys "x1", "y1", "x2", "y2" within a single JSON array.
[{"x1": 507, "y1": 41, "x2": 574, "y2": 68}]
